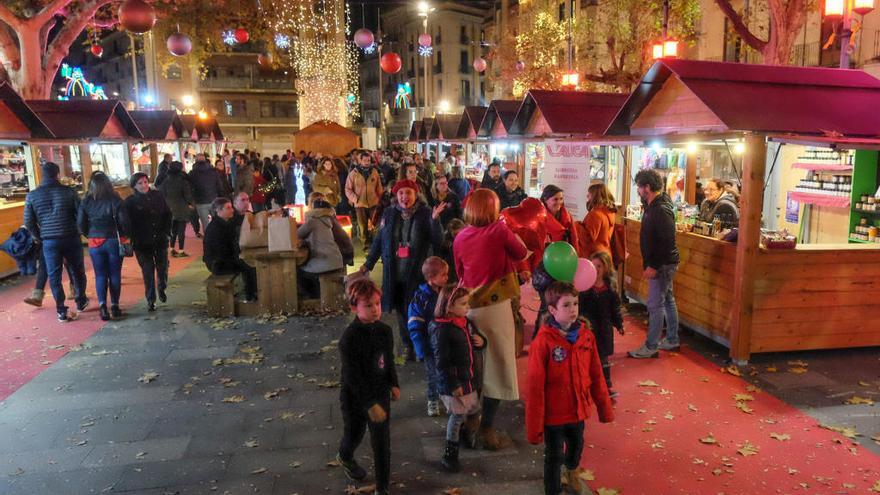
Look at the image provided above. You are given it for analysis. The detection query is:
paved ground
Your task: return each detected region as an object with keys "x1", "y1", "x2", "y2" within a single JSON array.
[{"x1": 0, "y1": 244, "x2": 876, "y2": 494}]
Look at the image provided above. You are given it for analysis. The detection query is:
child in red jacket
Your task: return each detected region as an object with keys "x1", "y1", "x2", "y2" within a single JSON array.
[{"x1": 526, "y1": 281, "x2": 614, "y2": 495}]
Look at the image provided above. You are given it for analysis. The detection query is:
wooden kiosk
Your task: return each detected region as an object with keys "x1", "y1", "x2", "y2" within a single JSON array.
[
  {"x1": 128, "y1": 110, "x2": 185, "y2": 179},
  {"x1": 607, "y1": 59, "x2": 880, "y2": 362}
]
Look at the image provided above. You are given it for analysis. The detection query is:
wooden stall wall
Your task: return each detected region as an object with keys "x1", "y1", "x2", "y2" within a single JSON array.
[
  {"x1": 623, "y1": 219, "x2": 736, "y2": 344},
  {"x1": 0, "y1": 203, "x2": 25, "y2": 277},
  {"x1": 750, "y1": 247, "x2": 880, "y2": 352}
]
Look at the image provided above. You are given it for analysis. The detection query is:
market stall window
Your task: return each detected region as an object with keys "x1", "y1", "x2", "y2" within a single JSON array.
[
  {"x1": 89, "y1": 143, "x2": 130, "y2": 185},
  {"x1": 0, "y1": 144, "x2": 29, "y2": 201}
]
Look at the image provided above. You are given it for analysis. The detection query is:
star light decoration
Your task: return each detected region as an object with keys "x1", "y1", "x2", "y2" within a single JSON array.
[
  {"x1": 363, "y1": 42, "x2": 377, "y2": 54},
  {"x1": 265, "y1": 0, "x2": 359, "y2": 124},
  {"x1": 221, "y1": 30, "x2": 236, "y2": 46},
  {"x1": 418, "y1": 45, "x2": 432, "y2": 57},
  {"x1": 274, "y1": 33, "x2": 291, "y2": 49}
]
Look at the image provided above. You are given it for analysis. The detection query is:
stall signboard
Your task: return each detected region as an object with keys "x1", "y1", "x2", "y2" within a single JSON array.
[
  {"x1": 785, "y1": 192, "x2": 799, "y2": 224},
  {"x1": 541, "y1": 140, "x2": 592, "y2": 219}
]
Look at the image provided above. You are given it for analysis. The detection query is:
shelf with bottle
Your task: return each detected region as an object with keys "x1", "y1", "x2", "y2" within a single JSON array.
[{"x1": 794, "y1": 172, "x2": 852, "y2": 197}]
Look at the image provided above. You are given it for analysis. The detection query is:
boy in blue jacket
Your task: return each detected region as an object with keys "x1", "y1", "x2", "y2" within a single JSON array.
[{"x1": 408, "y1": 256, "x2": 449, "y2": 417}]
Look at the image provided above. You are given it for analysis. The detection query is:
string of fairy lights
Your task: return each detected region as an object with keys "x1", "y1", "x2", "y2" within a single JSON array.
[{"x1": 266, "y1": 0, "x2": 360, "y2": 125}]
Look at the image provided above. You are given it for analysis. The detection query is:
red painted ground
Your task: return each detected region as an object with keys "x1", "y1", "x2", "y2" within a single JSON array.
[
  {"x1": 0, "y1": 232, "x2": 202, "y2": 401},
  {"x1": 516, "y1": 288, "x2": 880, "y2": 495}
]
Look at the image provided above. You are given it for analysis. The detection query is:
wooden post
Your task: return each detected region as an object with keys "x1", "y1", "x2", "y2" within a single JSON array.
[
  {"x1": 149, "y1": 143, "x2": 159, "y2": 180},
  {"x1": 79, "y1": 144, "x2": 93, "y2": 187},
  {"x1": 685, "y1": 152, "x2": 697, "y2": 204},
  {"x1": 729, "y1": 133, "x2": 766, "y2": 364}
]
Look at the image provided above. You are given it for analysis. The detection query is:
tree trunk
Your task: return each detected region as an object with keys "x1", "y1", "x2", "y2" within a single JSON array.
[
  {"x1": 15, "y1": 21, "x2": 51, "y2": 99},
  {"x1": 761, "y1": 1, "x2": 807, "y2": 66}
]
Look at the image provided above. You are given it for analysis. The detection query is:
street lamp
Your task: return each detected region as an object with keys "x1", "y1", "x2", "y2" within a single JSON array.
[
  {"x1": 438, "y1": 99, "x2": 450, "y2": 113},
  {"x1": 182, "y1": 94, "x2": 194, "y2": 108},
  {"x1": 823, "y1": 0, "x2": 875, "y2": 68},
  {"x1": 417, "y1": 1, "x2": 435, "y2": 118},
  {"x1": 651, "y1": 0, "x2": 678, "y2": 60},
  {"x1": 561, "y1": 71, "x2": 579, "y2": 88}
]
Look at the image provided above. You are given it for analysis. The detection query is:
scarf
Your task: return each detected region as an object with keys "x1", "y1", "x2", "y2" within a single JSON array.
[
  {"x1": 435, "y1": 316, "x2": 468, "y2": 329},
  {"x1": 395, "y1": 201, "x2": 418, "y2": 220},
  {"x1": 548, "y1": 315, "x2": 580, "y2": 344}
]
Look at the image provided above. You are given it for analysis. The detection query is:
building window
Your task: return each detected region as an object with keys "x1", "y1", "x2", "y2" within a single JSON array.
[
  {"x1": 460, "y1": 50, "x2": 469, "y2": 73},
  {"x1": 260, "y1": 101, "x2": 272, "y2": 118},
  {"x1": 436, "y1": 26, "x2": 442, "y2": 43},
  {"x1": 461, "y1": 79, "x2": 471, "y2": 105},
  {"x1": 165, "y1": 63, "x2": 182, "y2": 80},
  {"x1": 436, "y1": 50, "x2": 442, "y2": 72},
  {"x1": 260, "y1": 100, "x2": 296, "y2": 118},
  {"x1": 559, "y1": 1, "x2": 565, "y2": 20},
  {"x1": 460, "y1": 25, "x2": 469, "y2": 44}
]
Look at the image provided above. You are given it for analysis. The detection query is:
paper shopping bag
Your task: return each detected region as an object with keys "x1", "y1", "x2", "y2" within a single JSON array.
[
  {"x1": 268, "y1": 215, "x2": 298, "y2": 252},
  {"x1": 239, "y1": 211, "x2": 269, "y2": 249}
]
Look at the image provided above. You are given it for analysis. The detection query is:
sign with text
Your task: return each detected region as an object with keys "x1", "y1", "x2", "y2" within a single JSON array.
[{"x1": 541, "y1": 140, "x2": 592, "y2": 220}]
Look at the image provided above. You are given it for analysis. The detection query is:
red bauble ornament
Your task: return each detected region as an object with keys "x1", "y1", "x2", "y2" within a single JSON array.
[
  {"x1": 118, "y1": 0, "x2": 156, "y2": 34},
  {"x1": 166, "y1": 32, "x2": 192, "y2": 57},
  {"x1": 354, "y1": 28, "x2": 374, "y2": 49},
  {"x1": 90, "y1": 44, "x2": 104, "y2": 57},
  {"x1": 234, "y1": 28, "x2": 249, "y2": 44},
  {"x1": 473, "y1": 57, "x2": 487, "y2": 73},
  {"x1": 418, "y1": 33, "x2": 432, "y2": 47},
  {"x1": 257, "y1": 52, "x2": 273, "y2": 67},
  {"x1": 500, "y1": 198, "x2": 547, "y2": 253},
  {"x1": 380, "y1": 52, "x2": 402, "y2": 74}
]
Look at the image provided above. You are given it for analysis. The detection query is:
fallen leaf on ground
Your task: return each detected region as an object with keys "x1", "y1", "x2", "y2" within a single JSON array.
[
  {"x1": 688, "y1": 404, "x2": 698, "y2": 412},
  {"x1": 345, "y1": 484, "x2": 376, "y2": 494},
  {"x1": 699, "y1": 435, "x2": 717, "y2": 445},
  {"x1": 787, "y1": 367, "x2": 808, "y2": 374},
  {"x1": 659, "y1": 389, "x2": 672, "y2": 395},
  {"x1": 443, "y1": 489, "x2": 462, "y2": 495},
  {"x1": 244, "y1": 439, "x2": 259, "y2": 448},
  {"x1": 596, "y1": 488, "x2": 620, "y2": 495},
  {"x1": 222, "y1": 395, "x2": 246, "y2": 403},
  {"x1": 737, "y1": 442, "x2": 759, "y2": 457},
  {"x1": 844, "y1": 396, "x2": 874, "y2": 406},
  {"x1": 745, "y1": 385, "x2": 762, "y2": 393},
  {"x1": 250, "y1": 467, "x2": 267, "y2": 475},
  {"x1": 11, "y1": 468, "x2": 24, "y2": 476},
  {"x1": 736, "y1": 402, "x2": 754, "y2": 414},
  {"x1": 91, "y1": 350, "x2": 119, "y2": 356},
  {"x1": 770, "y1": 433, "x2": 791, "y2": 441},
  {"x1": 638, "y1": 380, "x2": 660, "y2": 387},
  {"x1": 318, "y1": 380, "x2": 341, "y2": 388},
  {"x1": 721, "y1": 365, "x2": 742, "y2": 376},
  {"x1": 578, "y1": 470, "x2": 596, "y2": 481},
  {"x1": 663, "y1": 412, "x2": 674, "y2": 420},
  {"x1": 263, "y1": 387, "x2": 290, "y2": 400},
  {"x1": 651, "y1": 441, "x2": 665, "y2": 449},
  {"x1": 137, "y1": 372, "x2": 159, "y2": 384},
  {"x1": 787, "y1": 360, "x2": 808, "y2": 367},
  {"x1": 733, "y1": 393, "x2": 755, "y2": 402},
  {"x1": 871, "y1": 434, "x2": 880, "y2": 445},
  {"x1": 699, "y1": 376, "x2": 710, "y2": 382},
  {"x1": 326, "y1": 458, "x2": 342, "y2": 467},
  {"x1": 764, "y1": 366, "x2": 777, "y2": 373},
  {"x1": 819, "y1": 423, "x2": 860, "y2": 439},
  {"x1": 857, "y1": 380, "x2": 871, "y2": 387},
  {"x1": 871, "y1": 480, "x2": 880, "y2": 493},
  {"x1": 135, "y1": 452, "x2": 147, "y2": 459},
  {"x1": 271, "y1": 328, "x2": 286, "y2": 335},
  {"x1": 290, "y1": 461, "x2": 302, "y2": 468}
]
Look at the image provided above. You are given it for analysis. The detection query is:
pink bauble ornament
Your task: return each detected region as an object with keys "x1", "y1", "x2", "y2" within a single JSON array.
[
  {"x1": 380, "y1": 52, "x2": 402, "y2": 74},
  {"x1": 90, "y1": 44, "x2": 104, "y2": 57},
  {"x1": 473, "y1": 57, "x2": 487, "y2": 73},
  {"x1": 418, "y1": 33, "x2": 432, "y2": 47},
  {"x1": 166, "y1": 33, "x2": 192, "y2": 57},
  {"x1": 118, "y1": 0, "x2": 156, "y2": 34},
  {"x1": 354, "y1": 28, "x2": 375, "y2": 49},
  {"x1": 234, "y1": 28, "x2": 249, "y2": 44}
]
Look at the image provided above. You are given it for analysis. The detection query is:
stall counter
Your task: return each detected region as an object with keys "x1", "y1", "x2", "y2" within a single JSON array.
[{"x1": 0, "y1": 200, "x2": 26, "y2": 277}]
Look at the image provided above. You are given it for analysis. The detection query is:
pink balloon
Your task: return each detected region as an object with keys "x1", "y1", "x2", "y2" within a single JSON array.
[{"x1": 573, "y1": 258, "x2": 598, "y2": 292}]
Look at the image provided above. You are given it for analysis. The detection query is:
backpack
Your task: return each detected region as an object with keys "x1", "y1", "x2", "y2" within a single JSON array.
[{"x1": 610, "y1": 223, "x2": 627, "y2": 267}]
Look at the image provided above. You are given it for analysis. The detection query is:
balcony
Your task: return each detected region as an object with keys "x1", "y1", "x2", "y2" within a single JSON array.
[
  {"x1": 459, "y1": 65, "x2": 472, "y2": 75},
  {"x1": 198, "y1": 76, "x2": 295, "y2": 91}
]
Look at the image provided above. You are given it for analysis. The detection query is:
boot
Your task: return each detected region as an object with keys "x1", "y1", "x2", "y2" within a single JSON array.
[
  {"x1": 24, "y1": 289, "x2": 44, "y2": 307},
  {"x1": 99, "y1": 304, "x2": 110, "y2": 321},
  {"x1": 441, "y1": 440, "x2": 460, "y2": 472},
  {"x1": 477, "y1": 425, "x2": 503, "y2": 451},
  {"x1": 461, "y1": 415, "x2": 481, "y2": 449}
]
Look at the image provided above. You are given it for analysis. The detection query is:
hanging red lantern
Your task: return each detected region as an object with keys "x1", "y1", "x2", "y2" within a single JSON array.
[
  {"x1": 166, "y1": 32, "x2": 192, "y2": 57},
  {"x1": 354, "y1": 28, "x2": 374, "y2": 49},
  {"x1": 234, "y1": 28, "x2": 249, "y2": 44},
  {"x1": 473, "y1": 57, "x2": 487, "y2": 73},
  {"x1": 380, "y1": 52, "x2": 402, "y2": 74},
  {"x1": 90, "y1": 44, "x2": 104, "y2": 57},
  {"x1": 118, "y1": 0, "x2": 156, "y2": 34},
  {"x1": 418, "y1": 33, "x2": 432, "y2": 47}
]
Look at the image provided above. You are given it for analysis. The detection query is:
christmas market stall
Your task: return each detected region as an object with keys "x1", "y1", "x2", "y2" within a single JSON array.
[
  {"x1": 454, "y1": 105, "x2": 488, "y2": 171},
  {"x1": 477, "y1": 99, "x2": 522, "y2": 171},
  {"x1": 607, "y1": 58, "x2": 880, "y2": 362},
  {"x1": 179, "y1": 113, "x2": 225, "y2": 165},
  {"x1": 128, "y1": 110, "x2": 185, "y2": 179},
  {"x1": 291, "y1": 120, "x2": 360, "y2": 158},
  {"x1": 426, "y1": 113, "x2": 463, "y2": 163},
  {"x1": 0, "y1": 82, "x2": 54, "y2": 277}
]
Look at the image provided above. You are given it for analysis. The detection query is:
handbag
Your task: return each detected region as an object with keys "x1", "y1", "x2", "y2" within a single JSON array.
[{"x1": 113, "y1": 203, "x2": 134, "y2": 258}]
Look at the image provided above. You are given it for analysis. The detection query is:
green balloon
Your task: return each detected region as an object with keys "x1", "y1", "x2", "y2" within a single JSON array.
[{"x1": 543, "y1": 241, "x2": 578, "y2": 282}]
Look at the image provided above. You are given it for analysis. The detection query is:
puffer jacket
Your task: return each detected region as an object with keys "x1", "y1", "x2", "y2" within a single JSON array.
[
  {"x1": 344, "y1": 165, "x2": 383, "y2": 208},
  {"x1": 407, "y1": 282, "x2": 439, "y2": 360},
  {"x1": 640, "y1": 192, "x2": 680, "y2": 270},
  {"x1": 124, "y1": 189, "x2": 172, "y2": 249},
  {"x1": 296, "y1": 207, "x2": 353, "y2": 274},
  {"x1": 158, "y1": 170, "x2": 193, "y2": 221},
  {"x1": 23, "y1": 178, "x2": 81, "y2": 241},
  {"x1": 189, "y1": 160, "x2": 225, "y2": 204},
  {"x1": 78, "y1": 195, "x2": 130, "y2": 239},
  {"x1": 429, "y1": 316, "x2": 485, "y2": 396}
]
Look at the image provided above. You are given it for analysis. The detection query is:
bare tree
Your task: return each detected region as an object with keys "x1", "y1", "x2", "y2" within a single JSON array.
[{"x1": 714, "y1": 0, "x2": 811, "y2": 65}]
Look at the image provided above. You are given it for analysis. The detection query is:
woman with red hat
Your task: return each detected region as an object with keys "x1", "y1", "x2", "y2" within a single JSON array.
[{"x1": 360, "y1": 179, "x2": 443, "y2": 360}]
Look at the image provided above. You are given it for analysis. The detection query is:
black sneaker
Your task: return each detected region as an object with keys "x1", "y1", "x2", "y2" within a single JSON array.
[
  {"x1": 335, "y1": 453, "x2": 366, "y2": 481},
  {"x1": 58, "y1": 309, "x2": 78, "y2": 322},
  {"x1": 158, "y1": 289, "x2": 167, "y2": 303},
  {"x1": 76, "y1": 298, "x2": 90, "y2": 312},
  {"x1": 148, "y1": 301, "x2": 156, "y2": 312},
  {"x1": 110, "y1": 305, "x2": 122, "y2": 319}
]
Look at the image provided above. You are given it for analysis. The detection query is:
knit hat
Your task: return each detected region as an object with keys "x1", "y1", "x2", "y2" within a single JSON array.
[
  {"x1": 540, "y1": 184, "x2": 564, "y2": 203},
  {"x1": 392, "y1": 179, "x2": 420, "y2": 195}
]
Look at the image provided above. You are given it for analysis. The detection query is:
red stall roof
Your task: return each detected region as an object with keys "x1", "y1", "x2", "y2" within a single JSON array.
[
  {"x1": 27, "y1": 100, "x2": 142, "y2": 140},
  {"x1": 0, "y1": 82, "x2": 53, "y2": 139},
  {"x1": 129, "y1": 110, "x2": 185, "y2": 141},
  {"x1": 478, "y1": 100, "x2": 521, "y2": 138},
  {"x1": 510, "y1": 90, "x2": 628, "y2": 136},
  {"x1": 419, "y1": 117, "x2": 435, "y2": 140},
  {"x1": 456, "y1": 106, "x2": 487, "y2": 139},
  {"x1": 607, "y1": 59, "x2": 880, "y2": 138},
  {"x1": 428, "y1": 114, "x2": 462, "y2": 141},
  {"x1": 408, "y1": 120, "x2": 423, "y2": 142},
  {"x1": 180, "y1": 114, "x2": 223, "y2": 141}
]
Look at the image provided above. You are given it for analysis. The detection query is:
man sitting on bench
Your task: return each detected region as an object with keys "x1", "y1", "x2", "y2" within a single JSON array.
[{"x1": 204, "y1": 197, "x2": 257, "y2": 302}]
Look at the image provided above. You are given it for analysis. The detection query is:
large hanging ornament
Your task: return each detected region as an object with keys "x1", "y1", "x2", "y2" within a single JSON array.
[
  {"x1": 234, "y1": 28, "x2": 250, "y2": 44},
  {"x1": 354, "y1": 28, "x2": 375, "y2": 49},
  {"x1": 380, "y1": 52, "x2": 402, "y2": 74},
  {"x1": 515, "y1": 60, "x2": 526, "y2": 72},
  {"x1": 166, "y1": 32, "x2": 192, "y2": 57},
  {"x1": 118, "y1": 0, "x2": 156, "y2": 34},
  {"x1": 473, "y1": 57, "x2": 487, "y2": 73},
  {"x1": 418, "y1": 33, "x2": 432, "y2": 47},
  {"x1": 90, "y1": 44, "x2": 104, "y2": 58},
  {"x1": 257, "y1": 52, "x2": 273, "y2": 67}
]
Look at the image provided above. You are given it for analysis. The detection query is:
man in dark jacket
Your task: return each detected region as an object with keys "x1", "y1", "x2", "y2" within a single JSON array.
[
  {"x1": 23, "y1": 162, "x2": 89, "y2": 322},
  {"x1": 154, "y1": 153, "x2": 173, "y2": 187},
  {"x1": 190, "y1": 154, "x2": 225, "y2": 234},
  {"x1": 125, "y1": 172, "x2": 172, "y2": 311},
  {"x1": 629, "y1": 169, "x2": 681, "y2": 359},
  {"x1": 480, "y1": 161, "x2": 503, "y2": 195},
  {"x1": 203, "y1": 197, "x2": 256, "y2": 301}
]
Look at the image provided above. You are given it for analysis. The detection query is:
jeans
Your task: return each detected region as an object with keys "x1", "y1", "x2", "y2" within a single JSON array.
[
  {"x1": 423, "y1": 350, "x2": 440, "y2": 401},
  {"x1": 447, "y1": 412, "x2": 466, "y2": 442},
  {"x1": 354, "y1": 206, "x2": 376, "y2": 246},
  {"x1": 35, "y1": 244, "x2": 76, "y2": 292},
  {"x1": 189, "y1": 208, "x2": 201, "y2": 235},
  {"x1": 212, "y1": 258, "x2": 257, "y2": 300},
  {"x1": 170, "y1": 220, "x2": 187, "y2": 250},
  {"x1": 89, "y1": 238, "x2": 122, "y2": 307},
  {"x1": 42, "y1": 237, "x2": 88, "y2": 313},
  {"x1": 135, "y1": 245, "x2": 169, "y2": 303},
  {"x1": 544, "y1": 421, "x2": 585, "y2": 495},
  {"x1": 195, "y1": 203, "x2": 212, "y2": 234},
  {"x1": 646, "y1": 264, "x2": 680, "y2": 350},
  {"x1": 339, "y1": 391, "x2": 391, "y2": 490}
]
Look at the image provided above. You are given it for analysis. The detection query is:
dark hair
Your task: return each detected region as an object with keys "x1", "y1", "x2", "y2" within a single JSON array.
[
  {"x1": 211, "y1": 197, "x2": 231, "y2": 217},
  {"x1": 87, "y1": 172, "x2": 115, "y2": 201},
  {"x1": 347, "y1": 278, "x2": 382, "y2": 307},
  {"x1": 398, "y1": 163, "x2": 418, "y2": 181},
  {"x1": 359, "y1": 151, "x2": 371, "y2": 160},
  {"x1": 434, "y1": 284, "x2": 471, "y2": 319},
  {"x1": 544, "y1": 281, "x2": 578, "y2": 308},
  {"x1": 540, "y1": 184, "x2": 563, "y2": 204},
  {"x1": 41, "y1": 161, "x2": 60, "y2": 180},
  {"x1": 169, "y1": 160, "x2": 184, "y2": 172},
  {"x1": 487, "y1": 162, "x2": 501, "y2": 171},
  {"x1": 129, "y1": 172, "x2": 149, "y2": 189},
  {"x1": 502, "y1": 170, "x2": 518, "y2": 180},
  {"x1": 634, "y1": 169, "x2": 663, "y2": 193}
]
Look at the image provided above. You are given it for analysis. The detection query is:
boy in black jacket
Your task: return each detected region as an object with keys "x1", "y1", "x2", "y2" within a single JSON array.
[{"x1": 336, "y1": 279, "x2": 400, "y2": 495}]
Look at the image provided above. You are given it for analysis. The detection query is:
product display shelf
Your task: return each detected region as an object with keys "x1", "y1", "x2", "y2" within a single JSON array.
[
  {"x1": 791, "y1": 162, "x2": 853, "y2": 171},
  {"x1": 789, "y1": 191, "x2": 850, "y2": 208},
  {"x1": 847, "y1": 150, "x2": 880, "y2": 244}
]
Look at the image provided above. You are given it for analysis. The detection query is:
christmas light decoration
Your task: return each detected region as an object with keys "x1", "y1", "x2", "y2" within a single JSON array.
[
  {"x1": 418, "y1": 33, "x2": 432, "y2": 47},
  {"x1": 59, "y1": 64, "x2": 107, "y2": 100},
  {"x1": 380, "y1": 52, "x2": 402, "y2": 73},
  {"x1": 418, "y1": 45, "x2": 433, "y2": 57},
  {"x1": 354, "y1": 28, "x2": 375, "y2": 49},
  {"x1": 167, "y1": 32, "x2": 192, "y2": 57},
  {"x1": 363, "y1": 42, "x2": 377, "y2": 54},
  {"x1": 275, "y1": 33, "x2": 291, "y2": 49},
  {"x1": 222, "y1": 30, "x2": 236, "y2": 45},
  {"x1": 118, "y1": 0, "x2": 156, "y2": 34},
  {"x1": 90, "y1": 44, "x2": 104, "y2": 57},
  {"x1": 234, "y1": 28, "x2": 250, "y2": 44},
  {"x1": 394, "y1": 82, "x2": 412, "y2": 109},
  {"x1": 473, "y1": 57, "x2": 487, "y2": 72}
]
